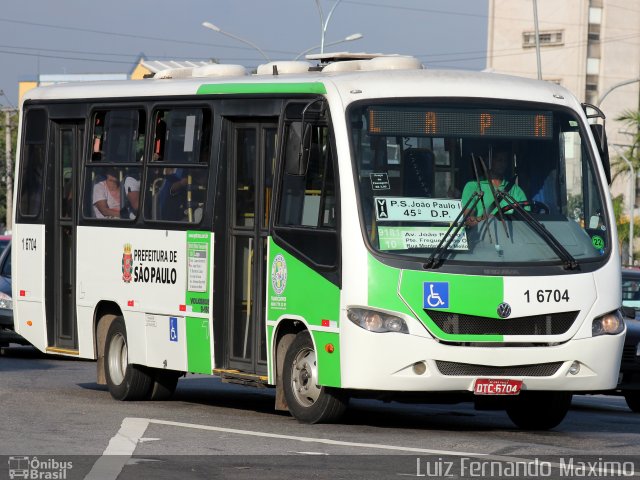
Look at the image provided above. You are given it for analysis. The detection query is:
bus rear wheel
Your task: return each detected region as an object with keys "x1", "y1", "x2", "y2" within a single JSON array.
[
  {"x1": 624, "y1": 391, "x2": 640, "y2": 413},
  {"x1": 283, "y1": 331, "x2": 347, "y2": 424},
  {"x1": 506, "y1": 391, "x2": 572, "y2": 430},
  {"x1": 148, "y1": 370, "x2": 181, "y2": 401},
  {"x1": 105, "y1": 316, "x2": 152, "y2": 401}
]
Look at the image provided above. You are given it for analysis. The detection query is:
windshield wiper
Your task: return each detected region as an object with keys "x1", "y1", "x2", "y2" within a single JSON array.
[
  {"x1": 495, "y1": 190, "x2": 579, "y2": 270},
  {"x1": 477, "y1": 155, "x2": 510, "y2": 239},
  {"x1": 424, "y1": 153, "x2": 487, "y2": 269},
  {"x1": 423, "y1": 191, "x2": 482, "y2": 269}
]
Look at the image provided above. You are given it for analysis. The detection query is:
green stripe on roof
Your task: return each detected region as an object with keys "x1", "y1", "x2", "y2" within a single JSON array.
[{"x1": 197, "y1": 82, "x2": 327, "y2": 95}]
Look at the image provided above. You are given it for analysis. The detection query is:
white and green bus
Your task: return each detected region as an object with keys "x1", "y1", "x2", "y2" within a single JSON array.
[{"x1": 13, "y1": 56, "x2": 625, "y2": 429}]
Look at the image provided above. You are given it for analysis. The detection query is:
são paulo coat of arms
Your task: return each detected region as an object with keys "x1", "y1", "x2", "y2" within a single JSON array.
[{"x1": 122, "y1": 243, "x2": 133, "y2": 283}]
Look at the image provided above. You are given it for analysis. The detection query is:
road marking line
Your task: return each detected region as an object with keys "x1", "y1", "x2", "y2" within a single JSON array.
[
  {"x1": 148, "y1": 418, "x2": 487, "y2": 456},
  {"x1": 90, "y1": 417, "x2": 640, "y2": 479},
  {"x1": 85, "y1": 417, "x2": 150, "y2": 480}
]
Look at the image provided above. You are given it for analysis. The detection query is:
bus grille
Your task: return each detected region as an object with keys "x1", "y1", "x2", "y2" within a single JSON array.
[
  {"x1": 424, "y1": 310, "x2": 579, "y2": 336},
  {"x1": 622, "y1": 345, "x2": 638, "y2": 364},
  {"x1": 435, "y1": 361, "x2": 563, "y2": 377}
]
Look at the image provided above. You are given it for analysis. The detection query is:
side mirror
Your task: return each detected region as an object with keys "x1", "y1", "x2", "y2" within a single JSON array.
[{"x1": 590, "y1": 124, "x2": 611, "y2": 185}]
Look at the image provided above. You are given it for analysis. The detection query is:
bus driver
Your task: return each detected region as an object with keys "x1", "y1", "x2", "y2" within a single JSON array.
[{"x1": 461, "y1": 147, "x2": 528, "y2": 227}]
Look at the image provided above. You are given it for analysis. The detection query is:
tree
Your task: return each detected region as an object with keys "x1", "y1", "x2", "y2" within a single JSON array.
[{"x1": 610, "y1": 109, "x2": 640, "y2": 181}]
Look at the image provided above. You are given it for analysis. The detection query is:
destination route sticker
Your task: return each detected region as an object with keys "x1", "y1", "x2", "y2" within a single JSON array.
[
  {"x1": 375, "y1": 197, "x2": 462, "y2": 223},
  {"x1": 378, "y1": 226, "x2": 469, "y2": 251}
]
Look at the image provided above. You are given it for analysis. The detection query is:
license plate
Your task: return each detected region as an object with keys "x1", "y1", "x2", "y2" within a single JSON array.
[{"x1": 474, "y1": 378, "x2": 522, "y2": 395}]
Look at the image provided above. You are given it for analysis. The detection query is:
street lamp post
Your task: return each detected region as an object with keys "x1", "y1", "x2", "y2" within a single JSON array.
[
  {"x1": 532, "y1": 0, "x2": 542, "y2": 80},
  {"x1": 294, "y1": 33, "x2": 363, "y2": 60},
  {"x1": 597, "y1": 78, "x2": 640, "y2": 107},
  {"x1": 314, "y1": 0, "x2": 344, "y2": 54},
  {"x1": 201, "y1": 21, "x2": 271, "y2": 62}
]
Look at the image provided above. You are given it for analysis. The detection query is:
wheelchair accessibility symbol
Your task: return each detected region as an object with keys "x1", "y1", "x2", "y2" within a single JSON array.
[
  {"x1": 169, "y1": 317, "x2": 178, "y2": 342},
  {"x1": 423, "y1": 282, "x2": 449, "y2": 309}
]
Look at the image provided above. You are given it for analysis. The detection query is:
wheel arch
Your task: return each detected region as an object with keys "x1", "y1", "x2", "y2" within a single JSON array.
[
  {"x1": 94, "y1": 300, "x2": 124, "y2": 385},
  {"x1": 272, "y1": 317, "x2": 308, "y2": 411}
]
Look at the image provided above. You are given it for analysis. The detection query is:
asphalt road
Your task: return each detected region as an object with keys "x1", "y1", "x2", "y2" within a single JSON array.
[{"x1": 1, "y1": 345, "x2": 639, "y2": 480}]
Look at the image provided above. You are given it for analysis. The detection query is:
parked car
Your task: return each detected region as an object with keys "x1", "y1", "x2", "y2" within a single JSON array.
[
  {"x1": 0, "y1": 235, "x2": 10, "y2": 256},
  {"x1": 0, "y1": 242, "x2": 29, "y2": 348},
  {"x1": 619, "y1": 268, "x2": 640, "y2": 412}
]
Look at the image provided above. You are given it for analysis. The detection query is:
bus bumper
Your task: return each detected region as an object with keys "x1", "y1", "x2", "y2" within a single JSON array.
[{"x1": 339, "y1": 319, "x2": 625, "y2": 392}]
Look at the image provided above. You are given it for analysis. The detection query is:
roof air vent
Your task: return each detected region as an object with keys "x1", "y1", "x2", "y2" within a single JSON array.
[
  {"x1": 256, "y1": 61, "x2": 312, "y2": 75},
  {"x1": 192, "y1": 64, "x2": 247, "y2": 77}
]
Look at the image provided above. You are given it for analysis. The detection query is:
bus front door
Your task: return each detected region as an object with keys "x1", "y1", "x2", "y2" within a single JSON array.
[
  {"x1": 44, "y1": 121, "x2": 82, "y2": 352},
  {"x1": 226, "y1": 121, "x2": 277, "y2": 375}
]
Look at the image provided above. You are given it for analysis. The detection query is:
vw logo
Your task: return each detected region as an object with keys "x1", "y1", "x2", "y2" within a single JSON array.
[{"x1": 497, "y1": 302, "x2": 512, "y2": 318}]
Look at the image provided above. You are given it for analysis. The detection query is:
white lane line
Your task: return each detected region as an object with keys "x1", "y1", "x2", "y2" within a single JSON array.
[
  {"x1": 85, "y1": 417, "x2": 150, "y2": 480},
  {"x1": 148, "y1": 418, "x2": 487, "y2": 457},
  {"x1": 88, "y1": 417, "x2": 640, "y2": 478}
]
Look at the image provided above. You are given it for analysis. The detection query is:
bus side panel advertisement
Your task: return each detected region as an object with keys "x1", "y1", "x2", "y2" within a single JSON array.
[{"x1": 267, "y1": 238, "x2": 341, "y2": 387}]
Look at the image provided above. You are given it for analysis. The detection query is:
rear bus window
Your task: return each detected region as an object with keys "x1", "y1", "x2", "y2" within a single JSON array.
[{"x1": 19, "y1": 109, "x2": 48, "y2": 218}]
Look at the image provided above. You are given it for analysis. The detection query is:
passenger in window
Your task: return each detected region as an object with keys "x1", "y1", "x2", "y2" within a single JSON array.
[
  {"x1": 123, "y1": 173, "x2": 140, "y2": 218},
  {"x1": 158, "y1": 168, "x2": 188, "y2": 221},
  {"x1": 93, "y1": 168, "x2": 122, "y2": 218}
]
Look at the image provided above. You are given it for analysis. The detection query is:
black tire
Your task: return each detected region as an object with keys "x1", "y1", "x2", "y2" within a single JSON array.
[
  {"x1": 623, "y1": 391, "x2": 640, "y2": 413},
  {"x1": 282, "y1": 331, "x2": 348, "y2": 424},
  {"x1": 104, "y1": 316, "x2": 152, "y2": 401},
  {"x1": 506, "y1": 391, "x2": 572, "y2": 430},
  {"x1": 148, "y1": 370, "x2": 181, "y2": 401}
]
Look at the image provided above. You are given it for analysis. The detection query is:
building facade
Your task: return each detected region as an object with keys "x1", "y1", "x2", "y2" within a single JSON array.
[{"x1": 487, "y1": 0, "x2": 640, "y2": 231}]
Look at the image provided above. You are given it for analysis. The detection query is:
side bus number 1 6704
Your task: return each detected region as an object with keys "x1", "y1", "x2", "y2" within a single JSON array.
[
  {"x1": 524, "y1": 289, "x2": 569, "y2": 303},
  {"x1": 22, "y1": 237, "x2": 37, "y2": 251}
]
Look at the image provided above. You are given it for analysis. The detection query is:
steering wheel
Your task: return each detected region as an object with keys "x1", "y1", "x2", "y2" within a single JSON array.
[{"x1": 499, "y1": 200, "x2": 550, "y2": 215}]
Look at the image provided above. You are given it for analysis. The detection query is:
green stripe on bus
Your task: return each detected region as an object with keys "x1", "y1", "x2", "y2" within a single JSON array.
[
  {"x1": 186, "y1": 317, "x2": 211, "y2": 374},
  {"x1": 197, "y1": 82, "x2": 327, "y2": 95},
  {"x1": 368, "y1": 254, "x2": 504, "y2": 342},
  {"x1": 267, "y1": 238, "x2": 341, "y2": 387}
]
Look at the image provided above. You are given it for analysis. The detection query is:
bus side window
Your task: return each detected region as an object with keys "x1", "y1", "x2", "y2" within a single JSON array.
[
  {"x1": 83, "y1": 109, "x2": 145, "y2": 221},
  {"x1": 18, "y1": 109, "x2": 48, "y2": 218},
  {"x1": 275, "y1": 122, "x2": 338, "y2": 268},
  {"x1": 143, "y1": 107, "x2": 211, "y2": 224}
]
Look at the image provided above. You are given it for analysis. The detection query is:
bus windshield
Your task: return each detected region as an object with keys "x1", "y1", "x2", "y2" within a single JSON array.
[{"x1": 349, "y1": 102, "x2": 609, "y2": 266}]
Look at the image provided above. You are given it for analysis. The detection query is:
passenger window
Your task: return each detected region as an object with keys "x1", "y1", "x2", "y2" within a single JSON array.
[
  {"x1": 151, "y1": 108, "x2": 211, "y2": 163},
  {"x1": 144, "y1": 107, "x2": 211, "y2": 224},
  {"x1": 84, "y1": 109, "x2": 145, "y2": 220},
  {"x1": 275, "y1": 120, "x2": 338, "y2": 268},
  {"x1": 278, "y1": 123, "x2": 336, "y2": 228},
  {"x1": 19, "y1": 109, "x2": 48, "y2": 218}
]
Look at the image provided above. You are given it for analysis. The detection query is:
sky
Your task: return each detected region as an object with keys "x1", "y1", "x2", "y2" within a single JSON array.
[{"x1": 0, "y1": 0, "x2": 490, "y2": 107}]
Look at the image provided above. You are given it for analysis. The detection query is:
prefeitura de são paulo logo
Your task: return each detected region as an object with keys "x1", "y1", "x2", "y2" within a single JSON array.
[
  {"x1": 122, "y1": 243, "x2": 133, "y2": 283},
  {"x1": 271, "y1": 254, "x2": 287, "y2": 295}
]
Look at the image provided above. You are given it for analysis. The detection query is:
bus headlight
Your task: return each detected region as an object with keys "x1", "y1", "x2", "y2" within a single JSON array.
[
  {"x1": 0, "y1": 292, "x2": 12, "y2": 310},
  {"x1": 347, "y1": 308, "x2": 409, "y2": 334},
  {"x1": 592, "y1": 310, "x2": 625, "y2": 336}
]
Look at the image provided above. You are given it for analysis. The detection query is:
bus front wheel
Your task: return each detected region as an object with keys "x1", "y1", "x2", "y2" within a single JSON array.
[
  {"x1": 283, "y1": 331, "x2": 347, "y2": 424},
  {"x1": 506, "y1": 391, "x2": 572, "y2": 430},
  {"x1": 105, "y1": 316, "x2": 152, "y2": 401}
]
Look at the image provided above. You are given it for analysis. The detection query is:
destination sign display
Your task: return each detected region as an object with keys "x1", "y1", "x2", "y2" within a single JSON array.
[{"x1": 367, "y1": 107, "x2": 553, "y2": 139}]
